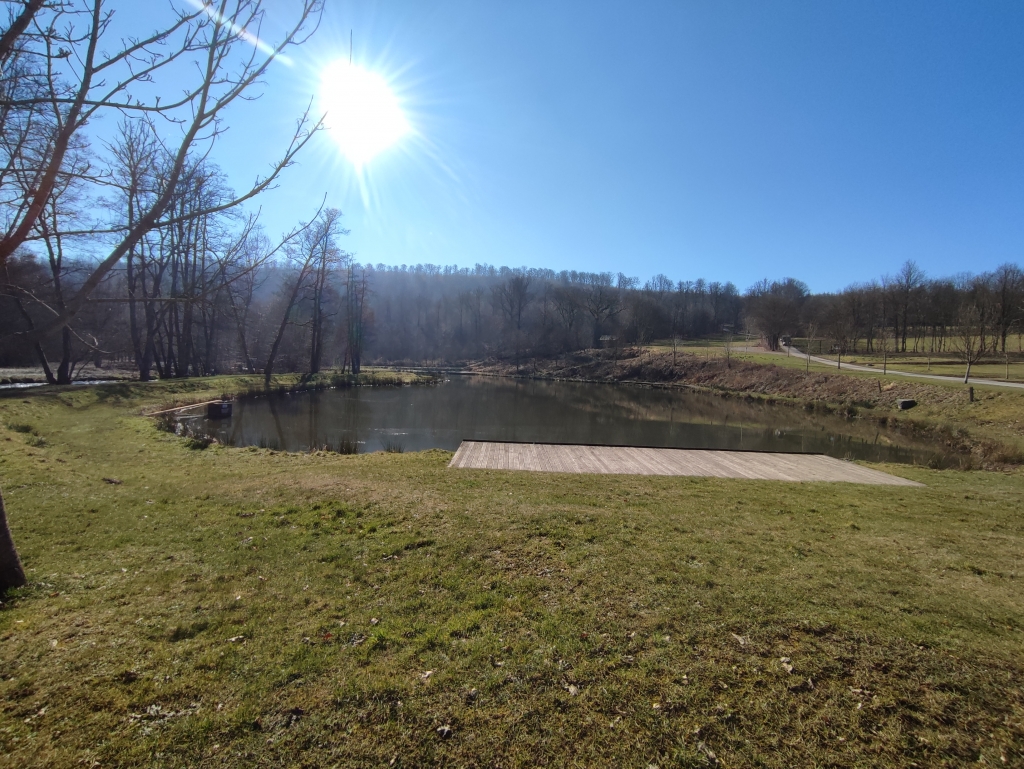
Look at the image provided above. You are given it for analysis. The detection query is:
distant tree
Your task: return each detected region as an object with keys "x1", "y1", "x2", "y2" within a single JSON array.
[
  {"x1": 626, "y1": 288, "x2": 662, "y2": 352},
  {"x1": 955, "y1": 302, "x2": 985, "y2": 383},
  {"x1": 989, "y1": 263, "x2": 1024, "y2": 354},
  {"x1": 307, "y1": 209, "x2": 348, "y2": 374},
  {"x1": 492, "y1": 272, "x2": 532, "y2": 369},
  {"x1": 225, "y1": 231, "x2": 273, "y2": 374},
  {"x1": 893, "y1": 260, "x2": 926, "y2": 352},
  {"x1": 493, "y1": 273, "x2": 532, "y2": 332},
  {"x1": 745, "y1": 277, "x2": 808, "y2": 351},
  {"x1": 263, "y1": 209, "x2": 337, "y2": 386},
  {"x1": 804, "y1": 321, "x2": 817, "y2": 372},
  {"x1": 579, "y1": 273, "x2": 620, "y2": 346},
  {"x1": 552, "y1": 285, "x2": 582, "y2": 351},
  {"x1": 343, "y1": 263, "x2": 371, "y2": 374},
  {"x1": 821, "y1": 294, "x2": 855, "y2": 368}
]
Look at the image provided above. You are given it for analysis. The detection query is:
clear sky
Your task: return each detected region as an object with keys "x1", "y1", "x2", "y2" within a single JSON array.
[{"x1": 117, "y1": 1, "x2": 1024, "y2": 292}]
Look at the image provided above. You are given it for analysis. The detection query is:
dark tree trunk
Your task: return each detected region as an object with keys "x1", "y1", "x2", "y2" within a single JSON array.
[
  {"x1": 0, "y1": 487, "x2": 27, "y2": 593},
  {"x1": 264, "y1": 314, "x2": 290, "y2": 387},
  {"x1": 56, "y1": 326, "x2": 73, "y2": 384},
  {"x1": 13, "y1": 298, "x2": 56, "y2": 384},
  {"x1": 265, "y1": 279, "x2": 305, "y2": 387}
]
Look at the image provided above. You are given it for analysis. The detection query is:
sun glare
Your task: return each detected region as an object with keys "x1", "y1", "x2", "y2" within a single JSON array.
[{"x1": 320, "y1": 60, "x2": 409, "y2": 167}]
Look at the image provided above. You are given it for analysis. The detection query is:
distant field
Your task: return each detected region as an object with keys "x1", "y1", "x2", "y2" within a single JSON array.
[
  {"x1": 648, "y1": 337, "x2": 1024, "y2": 383},
  {"x1": 0, "y1": 377, "x2": 1021, "y2": 767}
]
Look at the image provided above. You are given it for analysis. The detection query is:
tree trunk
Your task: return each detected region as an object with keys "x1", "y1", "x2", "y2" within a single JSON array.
[
  {"x1": 0, "y1": 487, "x2": 27, "y2": 593},
  {"x1": 14, "y1": 298, "x2": 56, "y2": 384},
  {"x1": 265, "y1": 278, "x2": 305, "y2": 387},
  {"x1": 264, "y1": 312, "x2": 291, "y2": 388},
  {"x1": 56, "y1": 326, "x2": 73, "y2": 384}
]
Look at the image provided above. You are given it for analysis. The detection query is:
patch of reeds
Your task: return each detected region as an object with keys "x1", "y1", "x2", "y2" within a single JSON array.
[
  {"x1": 257, "y1": 436, "x2": 281, "y2": 451},
  {"x1": 154, "y1": 413, "x2": 178, "y2": 433},
  {"x1": 335, "y1": 438, "x2": 359, "y2": 454},
  {"x1": 175, "y1": 419, "x2": 214, "y2": 450},
  {"x1": 381, "y1": 437, "x2": 405, "y2": 454},
  {"x1": 310, "y1": 439, "x2": 359, "y2": 455}
]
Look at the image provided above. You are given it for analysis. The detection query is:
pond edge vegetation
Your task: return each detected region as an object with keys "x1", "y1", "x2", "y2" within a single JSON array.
[
  {"x1": 464, "y1": 349, "x2": 1024, "y2": 471},
  {"x1": 112, "y1": 351, "x2": 1024, "y2": 470}
]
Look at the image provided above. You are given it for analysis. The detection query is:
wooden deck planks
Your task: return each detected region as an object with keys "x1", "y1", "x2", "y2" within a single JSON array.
[{"x1": 448, "y1": 441, "x2": 923, "y2": 487}]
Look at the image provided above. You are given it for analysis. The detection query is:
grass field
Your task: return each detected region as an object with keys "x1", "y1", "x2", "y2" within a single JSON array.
[
  {"x1": 1, "y1": 378, "x2": 1022, "y2": 767},
  {"x1": 648, "y1": 337, "x2": 1024, "y2": 383}
]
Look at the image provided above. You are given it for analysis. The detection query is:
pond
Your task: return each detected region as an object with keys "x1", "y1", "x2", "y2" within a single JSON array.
[{"x1": 193, "y1": 375, "x2": 944, "y2": 465}]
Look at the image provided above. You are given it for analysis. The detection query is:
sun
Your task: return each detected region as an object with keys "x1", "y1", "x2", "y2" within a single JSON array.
[{"x1": 319, "y1": 59, "x2": 410, "y2": 167}]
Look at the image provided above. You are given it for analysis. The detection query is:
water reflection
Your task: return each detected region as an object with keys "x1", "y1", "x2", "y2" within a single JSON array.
[{"x1": 197, "y1": 376, "x2": 943, "y2": 465}]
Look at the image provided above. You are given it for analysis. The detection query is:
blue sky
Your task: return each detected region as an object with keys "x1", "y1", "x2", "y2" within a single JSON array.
[{"x1": 118, "y1": 1, "x2": 1024, "y2": 292}]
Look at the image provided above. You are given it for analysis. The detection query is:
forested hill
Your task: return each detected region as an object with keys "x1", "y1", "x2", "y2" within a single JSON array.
[{"x1": 3, "y1": 244, "x2": 1021, "y2": 381}]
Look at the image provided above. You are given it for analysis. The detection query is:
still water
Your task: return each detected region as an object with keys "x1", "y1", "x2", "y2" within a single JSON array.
[{"x1": 195, "y1": 376, "x2": 942, "y2": 465}]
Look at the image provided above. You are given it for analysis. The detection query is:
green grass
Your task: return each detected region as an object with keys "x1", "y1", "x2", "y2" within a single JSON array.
[
  {"x1": 713, "y1": 352, "x2": 1024, "y2": 456},
  {"x1": 788, "y1": 339, "x2": 1024, "y2": 383},
  {"x1": 649, "y1": 336, "x2": 1024, "y2": 383},
  {"x1": 0, "y1": 379, "x2": 1022, "y2": 767}
]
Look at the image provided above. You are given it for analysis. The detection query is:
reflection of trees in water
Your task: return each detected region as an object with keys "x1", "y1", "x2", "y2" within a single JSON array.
[
  {"x1": 459, "y1": 377, "x2": 936, "y2": 462},
  {"x1": 210, "y1": 377, "x2": 943, "y2": 464},
  {"x1": 268, "y1": 397, "x2": 287, "y2": 450},
  {"x1": 518, "y1": 379, "x2": 932, "y2": 454}
]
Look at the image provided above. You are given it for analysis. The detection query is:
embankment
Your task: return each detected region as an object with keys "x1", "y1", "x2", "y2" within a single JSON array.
[{"x1": 468, "y1": 349, "x2": 1024, "y2": 468}]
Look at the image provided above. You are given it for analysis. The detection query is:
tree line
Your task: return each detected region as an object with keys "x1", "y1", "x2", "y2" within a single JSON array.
[
  {"x1": 5, "y1": 244, "x2": 1023, "y2": 378},
  {"x1": 2, "y1": 2, "x2": 1022, "y2": 388}
]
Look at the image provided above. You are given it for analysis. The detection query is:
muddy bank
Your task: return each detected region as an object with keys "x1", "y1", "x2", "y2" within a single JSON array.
[{"x1": 467, "y1": 349, "x2": 1023, "y2": 468}]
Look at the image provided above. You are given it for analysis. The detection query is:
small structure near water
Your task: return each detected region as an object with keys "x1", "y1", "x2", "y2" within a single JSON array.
[
  {"x1": 206, "y1": 401, "x2": 233, "y2": 419},
  {"x1": 449, "y1": 441, "x2": 922, "y2": 486}
]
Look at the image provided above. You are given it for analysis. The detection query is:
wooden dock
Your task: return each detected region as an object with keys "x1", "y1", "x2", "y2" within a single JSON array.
[{"x1": 448, "y1": 441, "x2": 923, "y2": 486}]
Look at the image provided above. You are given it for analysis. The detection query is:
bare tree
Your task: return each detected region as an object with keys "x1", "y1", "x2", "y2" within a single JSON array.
[
  {"x1": 1, "y1": 0, "x2": 325, "y2": 340},
  {"x1": 492, "y1": 272, "x2": 532, "y2": 369},
  {"x1": 579, "y1": 273, "x2": 619, "y2": 347},
  {"x1": 955, "y1": 302, "x2": 985, "y2": 383},
  {"x1": 552, "y1": 285, "x2": 581, "y2": 352},
  {"x1": 0, "y1": 0, "x2": 325, "y2": 592},
  {"x1": 804, "y1": 321, "x2": 816, "y2": 372},
  {"x1": 493, "y1": 273, "x2": 532, "y2": 332},
  {"x1": 225, "y1": 230, "x2": 272, "y2": 373},
  {"x1": 989, "y1": 263, "x2": 1024, "y2": 354},
  {"x1": 627, "y1": 288, "x2": 661, "y2": 355},
  {"x1": 343, "y1": 263, "x2": 371, "y2": 374},
  {"x1": 263, "y1": 209, "x2": 336, "y2": 386},
  {"x1": 308, "y1": 209, "x2": 348, "y2": 374},
  {"x1": 893, "y1": 260, "x2": 925, "y2": 352},
  {"x1": 745, "y1": 277, "x2": 807, "y2": 351},
  {"x1": 821, "y1": 294, "x2": 854, "y2": 369}
]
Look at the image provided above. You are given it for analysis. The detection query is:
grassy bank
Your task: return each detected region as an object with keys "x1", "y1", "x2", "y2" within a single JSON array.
[
  {"x1": 471, "y1": 349, "x2": 1024, "y2": 467},
  {"x1": 1, "y1": 379, "x2": 1022, "y2": 767}
]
